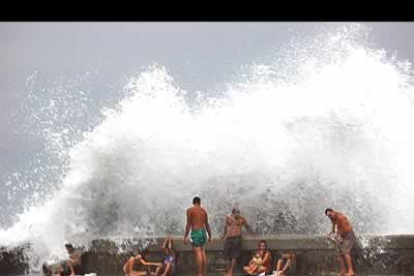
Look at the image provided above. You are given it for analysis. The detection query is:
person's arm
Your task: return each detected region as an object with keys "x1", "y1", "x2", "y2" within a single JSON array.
[
  {"x1": 222, "y1": 216, "x2": 228, "y2": 239},
  {"x1": 337, "y1": 225, "x2": 342, "y2": 236},
  {"x1": 242, "y1": 217, "x2": 255, "y2": 234},
  {"x1": 168, "y1": 237, "x2": 173, "y2": 250},
  {"x1": 162, "y1": 237, "x2": 169, "y2": 249},
  {"x1": 140, "y1": 258, "x2": 162, "y2": 267},
  {"x1": 184, "y1": 209, "x2": 191, "y2": 243},
  {"x1": 262, "y1": 251, "x2": 271, "y2": 266},
  {"x1": 205, "y1": 211, "x2": 212, "y2": 242},
  {"x1": 331, "y1": 220, "x2": 336, "y2": 233},
  {"x1": 336, "y1": 216, "x2": 346, "y2": 236}
]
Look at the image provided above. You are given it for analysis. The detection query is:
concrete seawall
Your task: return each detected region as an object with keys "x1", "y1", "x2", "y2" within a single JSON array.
[{"x1": 1, "y1": 235, "x2": 414, "y2": 275}]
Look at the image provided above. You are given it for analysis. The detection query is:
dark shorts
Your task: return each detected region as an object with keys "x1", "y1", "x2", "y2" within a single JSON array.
[
  {"x1": 224, "y1": 236, "x2": 242, "y2": 259},
  {"x1": 340, "y1": 231, "x2": 357, "y2": 254}
]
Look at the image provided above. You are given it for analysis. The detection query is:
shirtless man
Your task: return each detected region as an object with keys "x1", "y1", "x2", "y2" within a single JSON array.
[
  {"x1": 325, "y1": 208, "x2": 357, "y2": 276},
  {"x1": 183, "y1": 196, "x2": 212, "y2": 276},
  {"x1": 221, "y1": 207, "x2": 254, "y2": 276}
]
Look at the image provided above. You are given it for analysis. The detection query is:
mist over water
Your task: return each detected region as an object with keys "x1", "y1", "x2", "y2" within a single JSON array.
[{"x1": 1, "y1": 24, "x2": 414, "y2": 269}]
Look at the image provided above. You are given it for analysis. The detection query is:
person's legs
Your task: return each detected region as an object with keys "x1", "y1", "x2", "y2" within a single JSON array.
[
  {"x1": 277, "y1": 259, "x2": 286, "y2": 275},
  {"x1": 227, "y1": 236, "x2": 241, "y2": 276},
  {"x1": 155, "y1": 264, "x2": 163, "y2": 275},
  {"x1": 276, "y1": 259, "x2": 283, "y2": 271},
  {"x1": 193, "y1": 246, "x2": 203, "y2": 276},
  {"x1": 224, "y1": 238, "x2": 238, "y2": 276},
  {"x1": 243, "y1": 265, "x2": 251, "y2": 273},
  {"x1": 257, "y1": 266, "x2": 266, "y2": 274},
  {"x1": 66, "y1": 260, "x2": 75, "y2": 276},
  {"x1": 245, "y1": 263, "x2": 258, "y2": 275},
  {"x1": 191, "y1": 228, "x2": 207, "y2": 276},
  {"x1": 223, "y1": 238, "x2": 232, "y2": 276},
  {"x1": 344, "y1": 254, "x2": 355, "y2": 275},
  {"x1": 226, "y1": 258, "x2": 237, "y2": 276},
  {"x1": 337, "y1": 254, "x2": 346, "y2": 275},
  {"x1": 161, "y1": 263, "x2": 172, "y2": 276},
  {"x1": 201, "y1": 247, "x2": 207, "y2": 276},
  {"x1": 341, "y1": 231, "x2": 356, "y2": 275}
]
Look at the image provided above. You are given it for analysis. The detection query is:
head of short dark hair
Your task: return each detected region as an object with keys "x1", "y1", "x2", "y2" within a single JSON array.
[
  {"x1": 140, "y1": 248, "x2": 150, "y2": 259},
  {"x1": 193, "y1": 197, "x2": 201, "y2": 204},
  {"x1": 325, "y1": 208, "x2": 334, "y2": 216},
  {"x1": 65, "y1": 243, "x2": 74, "y2": 249},
  {"x1": 232, "y1": 207, "x2": 240, "y2": 215}
]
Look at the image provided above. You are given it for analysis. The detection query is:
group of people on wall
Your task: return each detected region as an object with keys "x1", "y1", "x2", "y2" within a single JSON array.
[{"x1": 42, "y1": 196, "x2": 360, "y2": 276}]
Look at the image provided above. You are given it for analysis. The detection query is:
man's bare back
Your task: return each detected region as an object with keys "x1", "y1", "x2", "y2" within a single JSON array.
[{"x1": 187, "y1": 206, "x2": 208, "y2": 230}]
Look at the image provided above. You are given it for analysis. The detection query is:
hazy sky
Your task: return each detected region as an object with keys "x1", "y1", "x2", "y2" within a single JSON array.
[
  {"x1": 1, "y1": 22, "x2": 414, "y2": 224},
  {"x1": 1, "y1": 22, "x2": 413, "y2": 165}
]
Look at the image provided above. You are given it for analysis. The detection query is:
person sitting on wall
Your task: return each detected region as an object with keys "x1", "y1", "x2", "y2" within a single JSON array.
[
  {"x1": 243, "y1": 250, "x2": 264, "y2": 275},
  {"x1": 42, "y1": 258, "x2": 77, "y2": 276},
  {"x1": 65, "y1": 243, "x2": 82, "y2": 276},
  {"x1": 274, "y1": 252, "x2": 296, "y2": 276},
  {"x1": 155, "y1": 236, "x2": 175, "y2": 276},
  {"x1": 243, "y1": 240, "x2": 272, "y2": 275},
  {"x1": 123, "y1": 249, "x2": 162, "y2": 276}
]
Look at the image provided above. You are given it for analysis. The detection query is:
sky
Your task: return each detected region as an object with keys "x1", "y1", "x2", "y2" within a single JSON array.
[{"x1": 0, "y1": 22, "x2": 414, "y2": 225}]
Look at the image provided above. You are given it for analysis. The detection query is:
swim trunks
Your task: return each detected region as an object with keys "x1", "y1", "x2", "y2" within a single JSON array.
[{"x1": 190, "y1": 228, "x2": 207, "y2": 247}]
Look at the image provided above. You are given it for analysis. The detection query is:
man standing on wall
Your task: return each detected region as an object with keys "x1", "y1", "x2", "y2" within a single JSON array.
[
  {"x1": 184, "y1": 196, "x2": 212, "y2": 276},
  {"x1": 221, "y1": 207, "x2": 255, "y2": 276},
  {"x1": 325, "y1": 208, "x2": 358, "y2": 276}
]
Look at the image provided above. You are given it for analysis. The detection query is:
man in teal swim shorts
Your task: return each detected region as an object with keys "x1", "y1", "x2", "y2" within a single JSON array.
[{"x1": 184, "y1": 196, "x2": 212, "y2": 276}]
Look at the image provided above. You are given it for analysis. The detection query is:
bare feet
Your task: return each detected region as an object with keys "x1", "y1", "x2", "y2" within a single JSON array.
[{"x1": 331, "y1": 272, "x2": 345, "y2": 276}]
